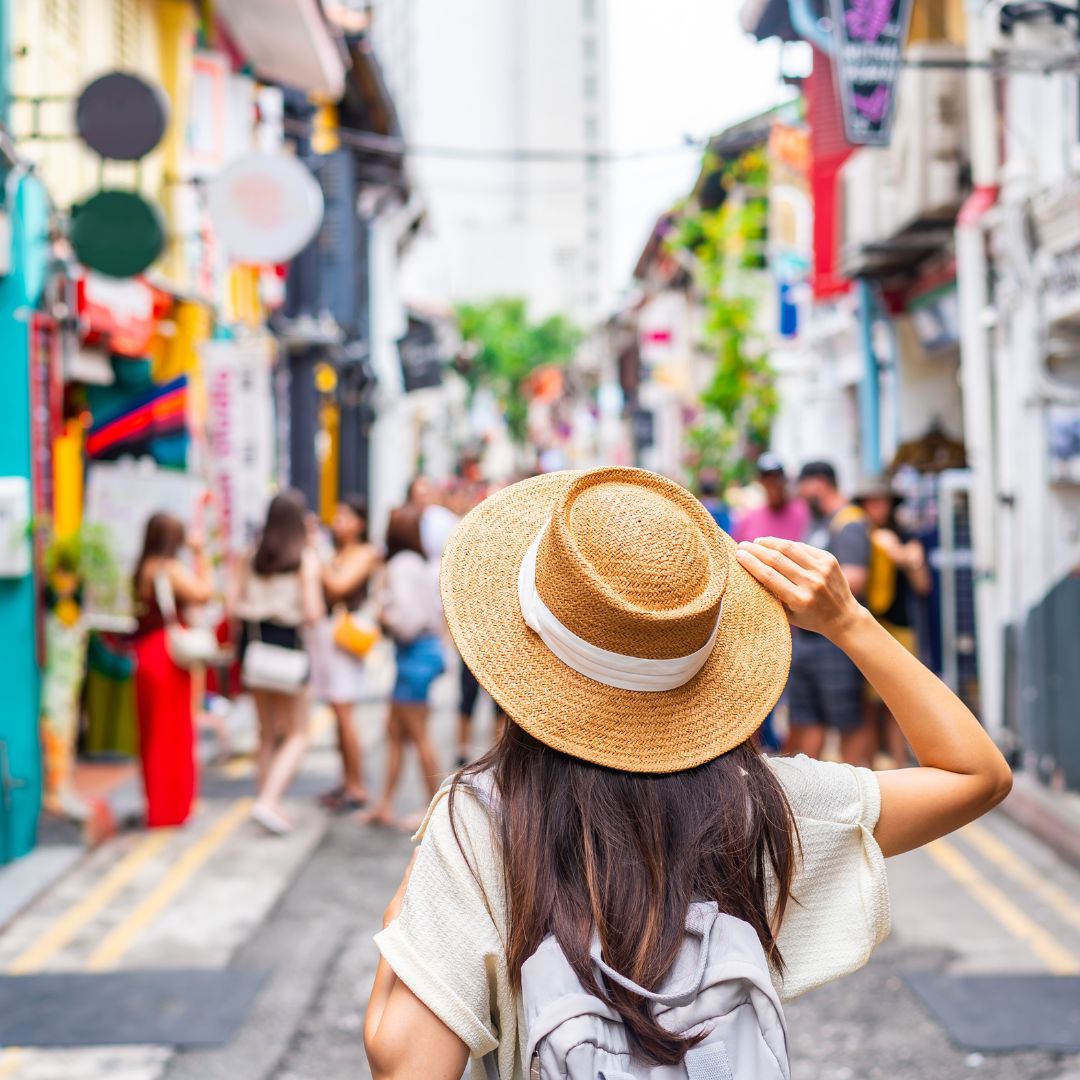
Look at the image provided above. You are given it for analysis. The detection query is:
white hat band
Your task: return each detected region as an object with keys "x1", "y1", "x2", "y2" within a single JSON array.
[{"x1": 517, "y1": 524, "x2": 721, "y2": 693}]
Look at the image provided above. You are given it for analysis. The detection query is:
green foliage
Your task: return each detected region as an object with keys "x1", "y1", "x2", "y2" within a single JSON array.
[
  {"x1": 45, "y1": 522, "x2": 124, "y2": 612},
  {"x1": 668, "y1": 147, "x2": 777, "y2": 488},
  {"x1": 454, "y1": 298, "x2": 583, "y2": 444}
]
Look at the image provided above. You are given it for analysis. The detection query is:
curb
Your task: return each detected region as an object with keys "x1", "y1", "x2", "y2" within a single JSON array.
[{"x1": 997, "y1": 772, "x2": 1080, "y2": 872}]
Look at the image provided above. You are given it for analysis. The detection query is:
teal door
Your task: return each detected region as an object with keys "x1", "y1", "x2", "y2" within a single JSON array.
[{"x1": 0, "y1": 171, "x2": 49, "y2": 861}]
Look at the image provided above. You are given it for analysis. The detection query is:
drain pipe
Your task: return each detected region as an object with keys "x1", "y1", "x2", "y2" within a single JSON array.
[{"x1": 956, "y1": 0, "x2": 1001, "y2": 734}]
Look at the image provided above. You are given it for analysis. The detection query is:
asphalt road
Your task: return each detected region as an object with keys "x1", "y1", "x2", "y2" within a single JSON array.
[
  {"x1": 5, "y1": 649, "x2": 1080, "y2": 1080},
  {"x1": 160, "y1": 804, "x2": 1080, "y2": 1080}
]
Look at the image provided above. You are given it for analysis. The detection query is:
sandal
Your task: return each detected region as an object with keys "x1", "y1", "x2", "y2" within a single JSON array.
[{"x1": 317, "y1": 784, "x2": 347, "y2": 809}]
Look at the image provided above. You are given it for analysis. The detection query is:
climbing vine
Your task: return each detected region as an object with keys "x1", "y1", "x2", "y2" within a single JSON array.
[
  {"x1": 454, "y1": 298, "x2": 582, "y2": 445},
  {"x1": 668, "y1": 147, "x2": 777, "y2": 486}
]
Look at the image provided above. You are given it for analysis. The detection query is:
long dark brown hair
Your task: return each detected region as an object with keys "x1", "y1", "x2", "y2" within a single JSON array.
[
  {"x1": 450, "y1": 721, "x2": 797, "y2": 1067},
  {"x1": 253, "y1": 490, "x2": 307, "y2": 576},
  {"x1": 133, "y1": 513, "x2": 185, "y2": 596},
  {"x1": 385, "y1": 502, "x2": 424, "y2": 560},
  {"x1": 335, "y1": 494, "x2": 369, "y2": 549}
]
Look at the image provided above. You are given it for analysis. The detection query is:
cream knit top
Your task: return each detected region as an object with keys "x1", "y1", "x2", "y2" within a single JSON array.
[{"x1": 375, "y1": 754, "x2": 890, "y2": 1080}]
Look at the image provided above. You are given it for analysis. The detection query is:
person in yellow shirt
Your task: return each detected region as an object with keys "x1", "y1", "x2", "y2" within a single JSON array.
[{"x1": 855, "y1": 477, "x2": 932, "y2": 766}]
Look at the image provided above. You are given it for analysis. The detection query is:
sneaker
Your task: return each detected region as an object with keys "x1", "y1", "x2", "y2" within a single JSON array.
[{"x1": 251, "y1": 802, "x2": 294, "y2": 836}]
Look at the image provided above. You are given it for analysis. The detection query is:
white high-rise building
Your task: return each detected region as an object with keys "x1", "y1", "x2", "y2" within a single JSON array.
[{"x1": 371, "y1": 0, "x2": 612, "y2": 326}]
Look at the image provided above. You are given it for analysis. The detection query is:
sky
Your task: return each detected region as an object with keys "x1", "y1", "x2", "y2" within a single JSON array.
[{"x1": 606, "y1": 0, "x2": 791, "y2": 298}]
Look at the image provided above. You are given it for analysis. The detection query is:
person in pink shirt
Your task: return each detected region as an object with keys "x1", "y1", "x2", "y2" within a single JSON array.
[
  {"x1": 732, "y1": 452, "x2": 809, "y2": 545},
  {"x1": 731, "y1": 453, "x2": 807, "y2": 752}
]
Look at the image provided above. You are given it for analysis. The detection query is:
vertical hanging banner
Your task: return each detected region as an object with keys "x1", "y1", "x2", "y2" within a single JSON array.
[
  {"x1": 829, "y1": 0, "x2": 913, "y2": 145},
  {"x1": 201, "y1": 339, "x2": 276, "y2": 553}
]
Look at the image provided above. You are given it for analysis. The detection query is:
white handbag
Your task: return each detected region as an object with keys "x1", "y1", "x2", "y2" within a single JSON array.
[
  {"x1": 154, "y1": 573, "x2": 228, "y2": 669},
  {"x1": 241, "y1": 624, "x2": 309, "y2": 695}
]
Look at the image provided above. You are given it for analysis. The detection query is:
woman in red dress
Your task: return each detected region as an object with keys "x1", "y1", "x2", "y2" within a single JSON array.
[{"x1": 132, "y1": 514, "x2": 213, "y2": 827}]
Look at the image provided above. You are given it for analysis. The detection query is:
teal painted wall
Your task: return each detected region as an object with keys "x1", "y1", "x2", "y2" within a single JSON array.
[{"x1": 0, "y1": 172, "x2": 49, "y2": 861}]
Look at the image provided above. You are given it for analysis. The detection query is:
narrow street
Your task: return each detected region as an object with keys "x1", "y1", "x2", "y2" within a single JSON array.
[{"x1": 3, "y1": 661, "x2": 1080, "y2": 1080}]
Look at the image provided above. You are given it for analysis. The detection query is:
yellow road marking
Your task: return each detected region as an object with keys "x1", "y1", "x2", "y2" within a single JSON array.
[
  {"x1": 961, "y1": 821, "x2": 1080, "y2": 936},
  {"x1": 7, "y1": 831, "x2": 175, "y2": 975},
  {"x1": 86, "y1": 798, "x2": 253, "y2": 971},
  {"x1": 220, "y1": 755, "x2": 254, "y2": 779},
  {"x1": 926, "y1": 838, "x2": 1080, "y2": 974}
]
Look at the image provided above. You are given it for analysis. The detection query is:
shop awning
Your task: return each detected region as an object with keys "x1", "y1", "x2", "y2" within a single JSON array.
[{"x1": 214, "y1": 0, "x2": 348, "y2": 99}]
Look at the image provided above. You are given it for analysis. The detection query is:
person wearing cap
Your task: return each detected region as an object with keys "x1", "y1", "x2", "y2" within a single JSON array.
[
  {"x1": 855, "y1": 476, "x2": 932, "y2": 766},
  {"x1": 730, "y1": 453, "x2": 808, "y2": 752},
  {"x1": 363, "y1": 466, "x2": 1011, "y2": 1079},
  {"x1": 732, "y1": 453, "x2": 809, "y2": 546},
  {"x1": 785, "y1": 461, "x2": 873, "y2": 765}
]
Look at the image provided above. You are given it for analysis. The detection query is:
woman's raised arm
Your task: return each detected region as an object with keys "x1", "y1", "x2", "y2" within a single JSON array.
[
  {"x1": 735, "y1": 537, "x2": 1012, "y2": 858},
  {"x1": 322, "y1": 544, "x2": 378, "y2": 605}
]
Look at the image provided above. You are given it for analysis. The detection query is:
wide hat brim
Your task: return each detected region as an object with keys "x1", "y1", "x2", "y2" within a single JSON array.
[{"x1": 440, "y1": 471, "x2": 792, "y2": 773}]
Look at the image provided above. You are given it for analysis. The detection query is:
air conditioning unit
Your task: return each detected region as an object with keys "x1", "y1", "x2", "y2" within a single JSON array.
[{"x1": 841, "y1": 42, "x2": 969, "y2": 267}]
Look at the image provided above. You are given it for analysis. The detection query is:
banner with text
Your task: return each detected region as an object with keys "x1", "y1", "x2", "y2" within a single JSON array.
[{"x1": 829, "y1": 0, "x2": 913, "y2": 145}]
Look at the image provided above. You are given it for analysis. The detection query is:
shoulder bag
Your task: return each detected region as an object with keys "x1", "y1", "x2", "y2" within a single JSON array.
[
  {"x1": 154, "y1": 572, "x2": 228, "y2": 669},
  {"x1": 241, "y1": 621, "x2": 309, "y2": 695}
]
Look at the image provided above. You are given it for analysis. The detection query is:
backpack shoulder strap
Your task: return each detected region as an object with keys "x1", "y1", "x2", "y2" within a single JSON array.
[{"x1": 829, "y1": 504, "x2": 867, "y2": 534}]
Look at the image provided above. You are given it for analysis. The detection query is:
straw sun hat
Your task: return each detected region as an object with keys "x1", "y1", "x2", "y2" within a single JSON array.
[{"x1": 440, "y1": 466, "x2": 791, "y2": 773}]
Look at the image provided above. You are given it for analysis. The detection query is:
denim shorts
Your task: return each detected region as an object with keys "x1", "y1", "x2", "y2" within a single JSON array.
[{"x1": 393, "y1": 634, "x2": 445, "y2": 703}]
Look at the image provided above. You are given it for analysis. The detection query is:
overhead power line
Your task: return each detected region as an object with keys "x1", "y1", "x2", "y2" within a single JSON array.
[{"x1": 282, "y1": 118, "x2": 704, "y2": 161}]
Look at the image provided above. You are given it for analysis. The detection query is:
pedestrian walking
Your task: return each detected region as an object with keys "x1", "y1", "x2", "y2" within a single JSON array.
[
  {"x1": 309, "y1": 495, "x2": 379, "y2": 812},
  {"x1": 363, "y1": 502, "x2": 445, "y2": 829},
  {"x1": 732, "y1": 452, "x2": 810, "y2": 752},
  {"x1": 131, "y1": 514, "x2": 213, "y2": 827},
  {"x1": 232, "y1": 491, "x2": 324, "y2": 835},
  {"x1": 363, "y1": 466, "x2": 1011, "y2": 1080},
  {"x1": 787, "y1": 461, "x2": 873, "y2": 765},
  {"x1": 731, "y1": 452, "x2": 809, "y2": 545},
  {"x1": 854, "y1": 476, "x2": 932, "y2": 766}
]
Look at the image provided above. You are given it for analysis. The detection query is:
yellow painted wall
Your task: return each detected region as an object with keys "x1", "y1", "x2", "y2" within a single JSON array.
[
  {"x1": 11, "y1": 0, "x2": 164, "y2": 210},
  {"x1": 52, "y1": 420, "x2": 83, "y2": 540},
  {"x1": 908, "y1": 0, "x2": 965, "y2": 44}
]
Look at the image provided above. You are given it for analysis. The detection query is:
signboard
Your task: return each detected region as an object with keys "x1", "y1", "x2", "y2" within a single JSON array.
[
  {"x1": 397, "y1": 318, "x2": 444, "y2": 393},
  {"x1": 202, "y1": 339, "x2": 275, "y2": 552},
  {"x1": 829, "y1": 0, "x2": 913, "y2": 145},
  {"x1": 207, "y1": 154, "x2": 324, "y2": 264},
  {"x1": 76, "y1": 72, "x2": 169, "y2": 161}
]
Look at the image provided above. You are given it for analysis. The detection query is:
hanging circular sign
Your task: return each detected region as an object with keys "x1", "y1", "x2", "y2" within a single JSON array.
[
  {"x1": 206, "y1": 154, "x2": 324, "y2": 264},
  {"x1": 76, "y1": 72, "x2": 170, "y2": 161},
  {"x1": 70, "y1": 190, "x2": 166, "y2": 278}
]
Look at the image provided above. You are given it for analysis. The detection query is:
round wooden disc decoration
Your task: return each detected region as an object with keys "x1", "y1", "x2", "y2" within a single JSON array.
[
  {"x1": 206, "y1": 154, "x2": 324, "y2": 264},
  {"x1": 76, "y1": 72, "x2": 169, "y2": 161},
  {"x1": 70, "y1": 190, "x2": 166, "y2": 278}
]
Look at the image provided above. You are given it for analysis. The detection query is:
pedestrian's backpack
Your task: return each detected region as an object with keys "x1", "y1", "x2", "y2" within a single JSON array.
[
  {"x1": 829, "y1": 503, "x2": 897, "y2": 616},
  {"x1": 461, "y1": 774, "x2": 791, "y2": 1080}
]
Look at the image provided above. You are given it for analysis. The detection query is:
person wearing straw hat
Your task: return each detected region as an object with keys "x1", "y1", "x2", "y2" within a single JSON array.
[{"x1": 364, "y1": 467, "x2": 1011, "y2": 1080}]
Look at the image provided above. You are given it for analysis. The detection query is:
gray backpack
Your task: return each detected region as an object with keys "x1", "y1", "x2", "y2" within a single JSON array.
[{"x1": 460, "y1": 775, "x2": 790, "y2": 1080}]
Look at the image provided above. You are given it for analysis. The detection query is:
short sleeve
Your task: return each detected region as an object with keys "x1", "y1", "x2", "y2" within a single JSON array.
[
  {"x1": 374, "y1": 791, "x2": 506, "y2": 1058},
  {"x1": 767, "y1": 755, "x2": 890, "y2": 1002},
  {"x1": 832, "y1": 521, "x2": 871, "y2": 568}
]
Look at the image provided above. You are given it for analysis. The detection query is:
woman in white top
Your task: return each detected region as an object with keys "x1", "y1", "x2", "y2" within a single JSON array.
[
  {"x1": 233, "y1": 491, "x2": 324, "y2": 835},
  {"x1": 363, "y1": 502, "x2": 445, "y2": 829},
  {"x1": 363, "y1": 468, "x2": 1012, "y2": 1080},
  {"x1": 309, "y1": 495, "x2": 379, "y2": 812}
]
